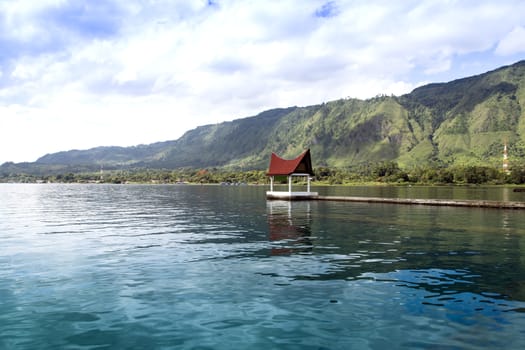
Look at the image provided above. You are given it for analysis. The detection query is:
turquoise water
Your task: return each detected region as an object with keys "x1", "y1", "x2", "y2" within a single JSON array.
[{"x1": 1, "y1": 184, "x2": 525, "y2": 349}]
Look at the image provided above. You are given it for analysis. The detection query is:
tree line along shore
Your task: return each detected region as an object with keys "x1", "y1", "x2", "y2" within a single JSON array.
[{"x1": 2, "y1": 161, "x2": 525, "y2": 186}]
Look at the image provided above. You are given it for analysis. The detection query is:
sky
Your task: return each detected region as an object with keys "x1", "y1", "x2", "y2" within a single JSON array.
[{"x1": 1, "y1": 0, "x2": 525, "y2": 164}]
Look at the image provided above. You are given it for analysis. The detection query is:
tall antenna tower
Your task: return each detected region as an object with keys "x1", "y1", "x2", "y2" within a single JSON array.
[{"x1": 503, "y1": 141, "x2": 510, "y2": 174}]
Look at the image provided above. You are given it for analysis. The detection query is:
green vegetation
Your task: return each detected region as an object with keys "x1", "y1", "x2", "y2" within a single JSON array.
[
  {"x1": 0, "y1": 168, "x2": 269, "y2": 185},
  {"x1": 2, "y1": 60, "x2": 525, "y2": 178},
  {"x1": 3, "y1": 161, "x2": 525, "y2": 186},
  {"x1": 314, "y1": 161, "x2": 525, "y2": 185}
]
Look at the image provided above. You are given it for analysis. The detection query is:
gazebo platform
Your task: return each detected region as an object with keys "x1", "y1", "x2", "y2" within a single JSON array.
[{"x1": 266, "y1": 191, "x2": 319, "y2": 200}]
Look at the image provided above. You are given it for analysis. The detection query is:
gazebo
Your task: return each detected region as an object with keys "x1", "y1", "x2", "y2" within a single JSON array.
[{"x1": 266, "y1": 149, "x2": 319, "y2": 200}]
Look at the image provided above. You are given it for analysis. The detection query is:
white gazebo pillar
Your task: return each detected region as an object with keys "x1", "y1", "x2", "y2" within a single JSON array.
[
  {"x1": 270, "y1": 176, "x2": 274, "y2": 192},
  {"x1": 307, "y1": 176, "x2": 311, "y2": 193},
  {"x1": 288, "y1": 175, "x2": 292, "y2": 193}
]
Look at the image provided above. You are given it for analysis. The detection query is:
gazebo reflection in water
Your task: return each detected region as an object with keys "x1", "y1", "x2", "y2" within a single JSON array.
[{"x1": 267, "y1": 200, "x2": 313, "y2": 256}]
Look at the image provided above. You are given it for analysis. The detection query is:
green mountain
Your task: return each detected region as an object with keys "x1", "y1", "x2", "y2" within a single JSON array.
[{"x1": 3, "y1": 60, "x2": 525, "y2": 175}]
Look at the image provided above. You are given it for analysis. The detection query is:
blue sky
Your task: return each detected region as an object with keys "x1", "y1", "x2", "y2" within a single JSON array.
[{"x1": 1, "y1": 0, "x2": 524, "y2": 164}]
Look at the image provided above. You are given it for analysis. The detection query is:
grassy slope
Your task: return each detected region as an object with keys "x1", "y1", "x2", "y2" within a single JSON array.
[{"x1": 3, "y1": 61, "x2": 525, "y2": 175}]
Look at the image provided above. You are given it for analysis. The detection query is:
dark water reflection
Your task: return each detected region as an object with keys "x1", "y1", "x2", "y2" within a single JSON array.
[
  {"x1": 265, "y1": 198, "x2": 525, "y2": 348},
  {"x1": 267, "y1": 199, "x2": 525, "y2": 300},
  {"x1": 1, "y1": 184, "x2": 524, "y2": 349},
  {"x1": 267, "y1": 201, "x2": 313, "y2": 255}
]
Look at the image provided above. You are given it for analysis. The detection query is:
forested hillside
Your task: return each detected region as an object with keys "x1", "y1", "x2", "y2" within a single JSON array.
[{"x1": 2, "y1": 60, "x2": 525, "y2": 176}]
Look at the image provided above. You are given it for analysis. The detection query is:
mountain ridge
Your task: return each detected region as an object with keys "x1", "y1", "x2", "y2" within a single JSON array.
[{"x1": 3, "y1": 60, "x2": 525, "y2": 175}]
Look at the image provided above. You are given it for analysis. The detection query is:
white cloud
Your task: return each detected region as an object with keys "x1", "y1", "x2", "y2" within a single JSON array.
[
  {"x1": 1, "y1": 0, "x2": 525, "y2": 164},
  {"x1": 496, "y1": 26, "x2": 525, "y2": 56}
]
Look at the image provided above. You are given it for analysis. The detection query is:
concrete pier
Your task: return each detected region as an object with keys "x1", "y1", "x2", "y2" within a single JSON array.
[
  {"x1": 267, "y1": 193, "x2": 525, "y2": 209},
  {"x1": 266, "y1": 191, "x2": 319, "y2": 200}
]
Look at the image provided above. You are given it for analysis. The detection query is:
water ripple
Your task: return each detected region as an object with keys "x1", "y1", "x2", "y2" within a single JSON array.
[{"x1": 1, "y1": 184, "x2": 525, "y2": 349}]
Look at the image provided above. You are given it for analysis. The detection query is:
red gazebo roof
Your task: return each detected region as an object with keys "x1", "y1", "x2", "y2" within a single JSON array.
[{"x1": 267, "y1": 149, "x2": 314, "y2": 176}]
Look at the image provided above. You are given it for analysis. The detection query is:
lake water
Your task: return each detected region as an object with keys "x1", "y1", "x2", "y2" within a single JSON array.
[{"x1": 1, "y1": 184, "x2": 525, "y2": 349}]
